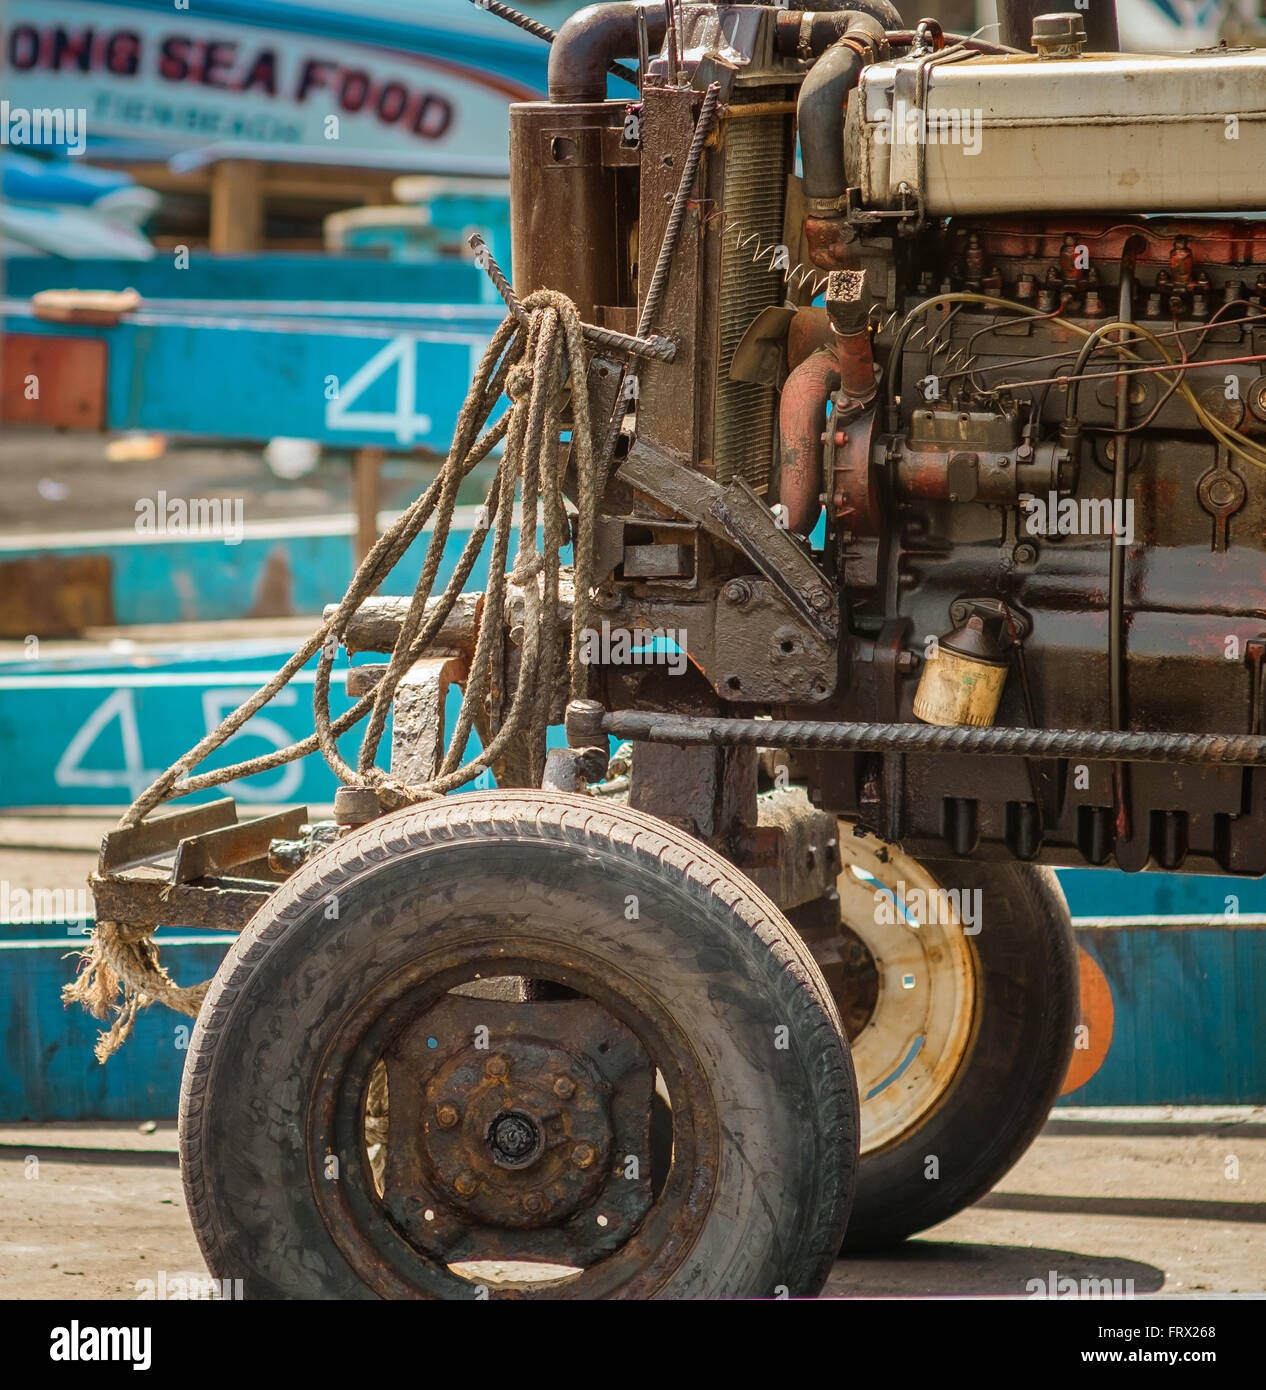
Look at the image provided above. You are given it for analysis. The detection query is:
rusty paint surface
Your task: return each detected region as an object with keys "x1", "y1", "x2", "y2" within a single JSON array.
[
  {"x1": 1, "y1": 334, "x2": 108, "y2": 430},
  {"x1": 0, "y1": 554, "x2": 114, "y2": 638}
]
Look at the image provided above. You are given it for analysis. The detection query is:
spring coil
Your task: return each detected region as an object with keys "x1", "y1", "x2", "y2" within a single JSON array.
[{"x1": 692, "y1": 199, "x2": 832, "y2": 300}]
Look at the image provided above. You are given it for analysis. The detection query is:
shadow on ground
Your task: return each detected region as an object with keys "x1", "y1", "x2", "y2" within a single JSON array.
[{"x1": 826, "y1": 1241, "x2": 1165, "y2": 1298}]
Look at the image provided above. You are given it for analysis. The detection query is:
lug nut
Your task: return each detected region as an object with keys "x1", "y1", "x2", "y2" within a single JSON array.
[
  {"x1": 435, "y1": 1102, "x2": 460, "y2": 1129},
  {"x1": 454, "y1": 1171, "x2": 477, "y2": 1197},
  {"x1": 553, "y1": 1076, "x2": 576, "y2": 1099},
  {"x1": 485, "y1": 1055, "x2": 508, "y2": 1079},
  {"x1": 521, "y1": 1191, "x2": 548, "y2": 1215},
  {"x1": 570, "y1": 1143, "x2": 596, "y2": 1169}
]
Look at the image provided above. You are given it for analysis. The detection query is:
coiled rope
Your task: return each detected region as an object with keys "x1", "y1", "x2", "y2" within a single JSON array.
[{"x1": 65, "y1": 291, "x2": 601, "y2": 1058}]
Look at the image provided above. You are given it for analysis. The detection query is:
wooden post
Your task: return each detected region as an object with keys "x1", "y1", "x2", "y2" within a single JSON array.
[
  {"x1": 209, "y1": 160, "x2": 264, "y2": 252},
  {"x1": 353, "y1": 447, "x2": 385, "y2": 564}
]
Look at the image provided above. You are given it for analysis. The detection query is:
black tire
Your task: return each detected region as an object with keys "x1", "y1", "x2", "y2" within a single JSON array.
[
  {"x1": 180, "y1": 790, "x2": 858, "y2": 1299},
  {"x1": 843, "y1": 860, "x2": 1076, "y2": 1250}
]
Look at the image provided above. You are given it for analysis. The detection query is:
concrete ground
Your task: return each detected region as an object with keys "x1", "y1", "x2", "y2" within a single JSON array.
[{"x1": 1, "y1": 1108, "x2": 1261, "y2": 1299}]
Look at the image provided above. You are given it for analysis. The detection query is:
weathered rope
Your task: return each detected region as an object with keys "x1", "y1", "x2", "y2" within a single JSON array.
[{"x1": 65, "y1": 292, "x2": 600, "y2": 1059}]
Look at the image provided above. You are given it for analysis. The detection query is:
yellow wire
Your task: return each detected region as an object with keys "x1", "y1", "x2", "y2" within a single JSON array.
[{"x1": 903, "y1": 293, "x2": 1266, "y2": 472}]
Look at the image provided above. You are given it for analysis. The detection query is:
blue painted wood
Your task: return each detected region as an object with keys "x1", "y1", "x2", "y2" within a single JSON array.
[
  {"x1": 0, "y1": 935, "x2": 232, "y2": 1123},
  {"x1": 4, "y1": 308, "x2": 496, "y2": 453},
  {"x1": 0, "y1": 517, "x2": 498, "y2": 628},
  {"x1": 1060, "y1": 867, "x2": 1266, "y2": 917},
  {"x1": 0, "y1": 640, "x2": 356, "y2": 807},
  {"x1": 1060, "y1": 923, "x2": 1266, "y2": 1106},
  {"x1": 3, "y1": 254, "x2": 499, "y2": 308}
]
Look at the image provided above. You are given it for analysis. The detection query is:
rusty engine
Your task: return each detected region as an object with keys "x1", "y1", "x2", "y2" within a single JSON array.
[{"x1": 510, "y1": 0, "x2": 1266, "y2": 877}]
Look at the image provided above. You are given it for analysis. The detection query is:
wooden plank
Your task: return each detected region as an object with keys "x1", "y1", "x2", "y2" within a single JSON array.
[{"x1": 89, "y1": 876, "x2": 276, "y2": 932}]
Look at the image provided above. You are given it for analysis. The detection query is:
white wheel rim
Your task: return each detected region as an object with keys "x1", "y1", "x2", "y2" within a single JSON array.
[{"x1": 835, "y1": 824, "x2": 978, "y2": 1156}]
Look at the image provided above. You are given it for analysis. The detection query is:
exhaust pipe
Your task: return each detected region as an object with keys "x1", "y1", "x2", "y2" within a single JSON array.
[{"x1": 549, "y1": 2, "x2": 668, "y2": 103}]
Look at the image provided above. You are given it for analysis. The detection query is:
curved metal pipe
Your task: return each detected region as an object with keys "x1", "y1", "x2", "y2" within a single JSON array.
[
  {"x1": 775, "y1": 3, "x2": 902, "y2": 56},
  {"x1": 788, "y1": 306, "x2": 832, "y2": 372},
  {"x1": 549, "y1": 2, "x2": 668, "y2": 103},
  {"x1": 780, "y1": 349, "x2": 841, "y2": 534}
]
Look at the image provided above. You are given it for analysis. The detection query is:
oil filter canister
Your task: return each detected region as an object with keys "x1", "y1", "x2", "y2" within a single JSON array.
[{"x1": 912, "y1": 613, "x2": 1010, "y2": 727}]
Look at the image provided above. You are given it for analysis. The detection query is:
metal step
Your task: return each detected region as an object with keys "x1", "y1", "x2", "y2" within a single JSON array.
[{"x1": 91, "y1": 799, "x2": 306, "y2": 932}]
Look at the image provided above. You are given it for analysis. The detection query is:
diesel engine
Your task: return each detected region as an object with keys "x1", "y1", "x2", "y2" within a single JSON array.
[{"x1": 510, "y1": 0, "x2": 1266, "y2": 876}]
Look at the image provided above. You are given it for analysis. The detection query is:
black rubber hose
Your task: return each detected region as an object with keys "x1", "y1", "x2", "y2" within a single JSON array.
[
  {"x1": 797, "y1": 21, "x2": 884, "y2": 211},
  {"x1": 549, "y1": 2, "x2": 668, "y2": 103}
]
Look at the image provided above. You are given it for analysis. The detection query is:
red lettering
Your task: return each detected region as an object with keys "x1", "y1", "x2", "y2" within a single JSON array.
[
  {"x1": 7, "y1": 26, "x2": 41, "y2": 70},
  {"x1": 411, "y1": 93, "x2": 453, "y2": 140},
  {"x1": 104, "y1": 30, "x2": 140, "y2": 77},
  {"x1": 50, "y1": 27, "x2": 93, "y2": 72},
  {"x1": 339, "y1": 69, "x2": 371, "y2": 113},
  {"x1": 376, "y1": 82, "x2": 408, "y2": 124},
  {"x1": 200, "y1": 40, "x2": 236, "y2": 88},
  {"x1": 296, "y1": 59, "x2": 334, "y2": 101},
  {"x1": 239, "y1": 49, "x2": 277, "y2": 96},
  {"x1": 158, "y1": 36, "x2": 192, "y2": 81}
]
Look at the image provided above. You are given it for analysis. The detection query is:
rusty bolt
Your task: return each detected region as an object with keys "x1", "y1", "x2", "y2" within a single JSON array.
[
  {"x1": 521, "y1": 1191, "x2": 549, "y2": 1215},
  {"x1": 808, "y1": 588, "x2": 833, "y2": 612},
  {"x1": 1248, "y1": 376, "x2": 1266, "y2": 422},
  {"x1": 485, "y1": 1055, "x2": 508, "y2": 1079},
  {"x1": 571, "y1": 1143, "x2": 597, "y2": 1169},
  {"x1": 723, "y1": 579, "x2": 752, "y2": 606},
  {"x1": 553, "y1": 1075, "x2": 577, "y2": 1099},
  {"x1": 435, "y1": 1102, "x2": 460, "y2": 1129},
  {"x1": 454, "y1": 1171, "x2": 478, "y2": 1197}
]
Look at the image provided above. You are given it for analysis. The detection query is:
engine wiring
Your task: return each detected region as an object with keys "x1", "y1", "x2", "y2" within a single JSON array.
[{"x1": 881, "y1": 291, "x2": 1266, "y2": 472}]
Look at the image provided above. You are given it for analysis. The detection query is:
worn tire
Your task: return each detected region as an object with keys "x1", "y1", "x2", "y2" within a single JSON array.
[
  {"x1": 843, "y1": 860, "x2": 1076, "y2": 1250},
  {"x1": 180, "y1": 790, "x2": 858, "y2": 1299}
]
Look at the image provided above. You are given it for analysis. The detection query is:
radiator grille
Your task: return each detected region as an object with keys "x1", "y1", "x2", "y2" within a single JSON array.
[{"x1": 713, "y1": 112, "x2": 789, "y2": 493}]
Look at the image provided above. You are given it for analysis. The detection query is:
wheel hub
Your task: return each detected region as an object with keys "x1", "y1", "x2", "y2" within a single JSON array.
[
  {"x1": 488, "y1": 1111, "x2": 541, "y2": 1167},
  {"x1": 378, "y1": 992, "x2": 656, "y2": 1267},
  {"x1": 421, "y1": 1039, "x2": 611, "y2": 1229}
]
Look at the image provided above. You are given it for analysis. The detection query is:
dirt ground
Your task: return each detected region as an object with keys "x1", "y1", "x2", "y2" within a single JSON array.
[
  {"x1": 1, "y1": 1108, "x2": 1261, "y2": 1300},
  {"x1": 1, "y1": 754, "x2": 1261, "y2": 1300}
]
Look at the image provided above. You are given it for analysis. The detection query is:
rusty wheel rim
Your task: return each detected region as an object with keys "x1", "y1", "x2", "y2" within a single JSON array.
[
  {"x1": 308, "y1": 933, "x2": 718, "y2": 1299},
  {"x1": 833, "y1": 826, "x2": 979, "y2": 1156}
]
